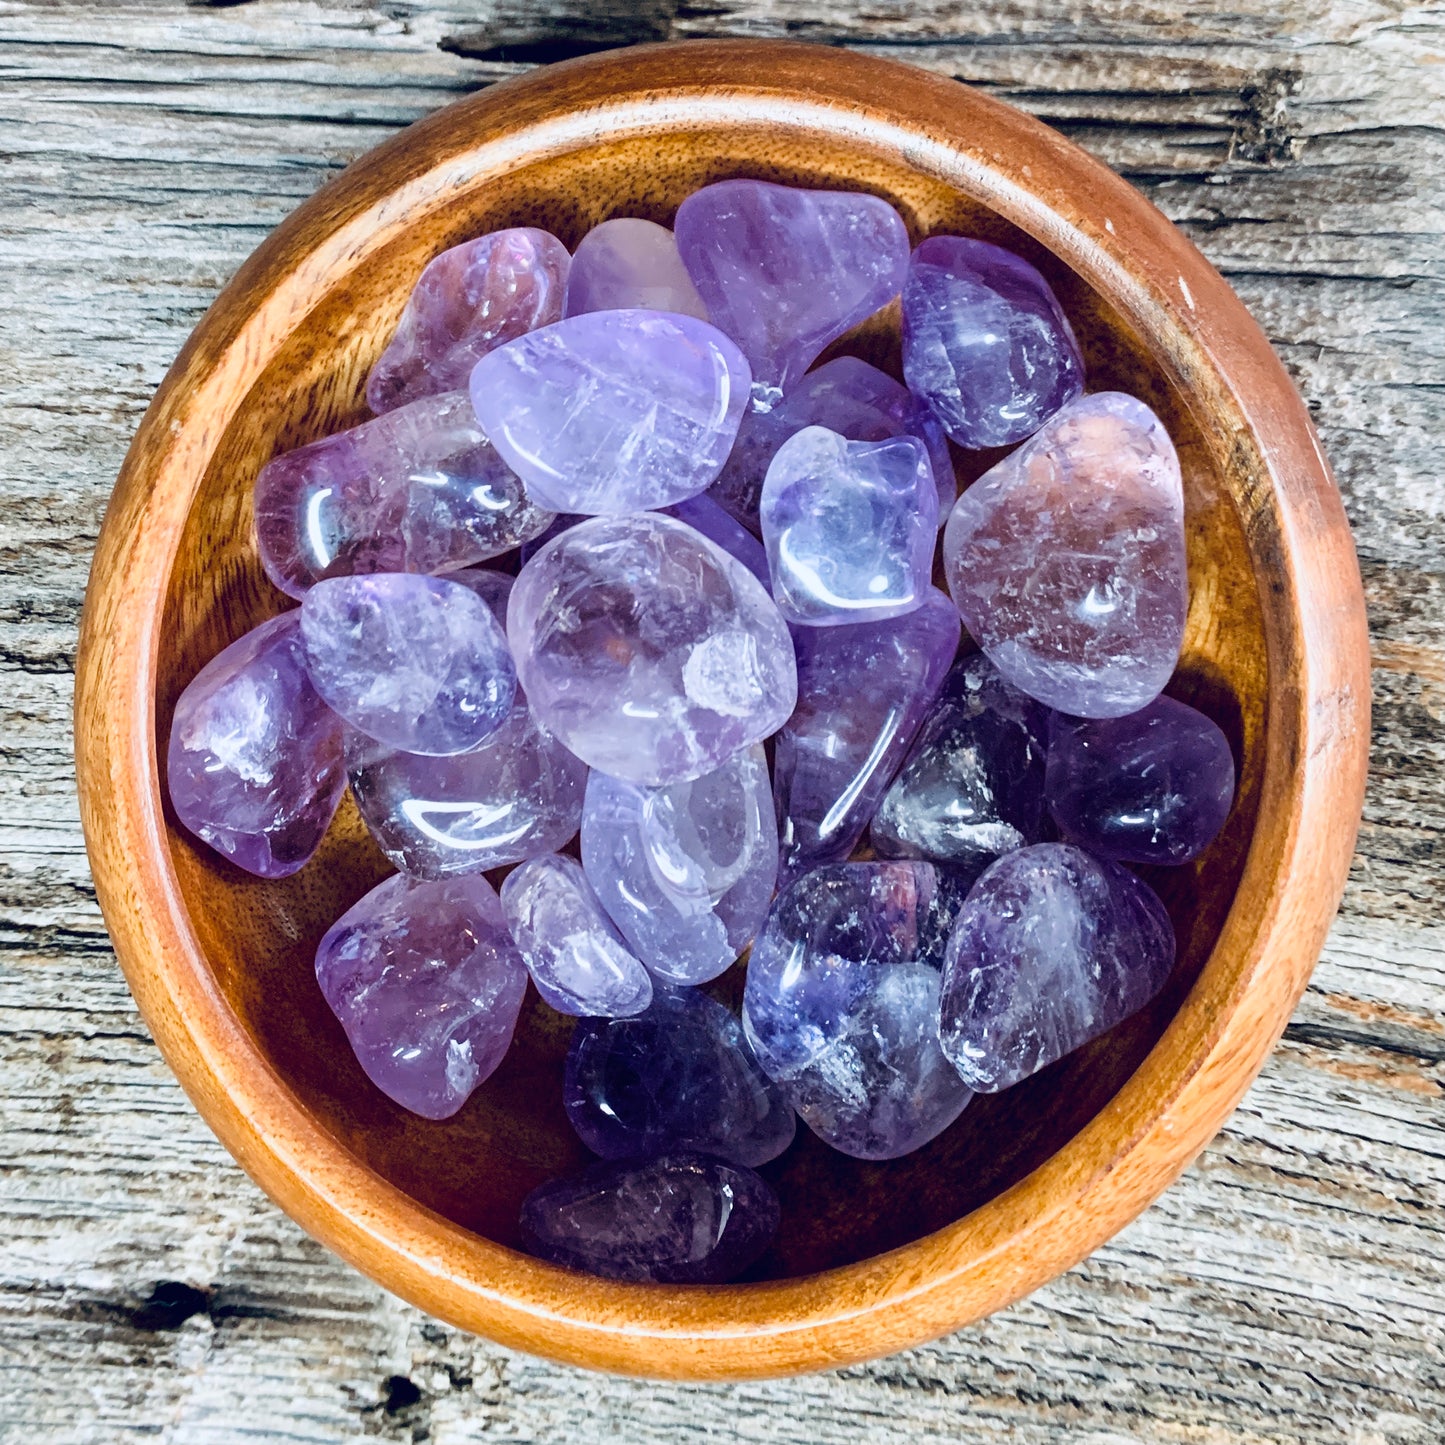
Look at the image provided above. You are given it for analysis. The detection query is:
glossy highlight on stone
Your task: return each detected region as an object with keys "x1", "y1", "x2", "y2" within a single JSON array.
[
  {"x1": 743, "y1": 862, "x2": 973, "y2": 1160},
  {"x1": 315, "y1": 871, "x2": 527, "y2": 1119},
  {"x1": 939, "y1": 843, "x2": 1176, "y2": 1092},
  {"x1": 761, "y1": 426, "x2": 937, "y2": 626},
  {"x1": 1046, "y1": 696, "x2": 1235, "y2": 865},
  {"x1": 774, "y1": 589, "x2": 959, "y2": 885},
  {"x1": 520, "y1": 1153, "x2": 778, "y2": 1284},
  {"x1": 500, "y1": 854, "x2": 653, "y2": 1018},
  {"x1": 507, "y1": 514, "x2": 796, "y2": 786},
  {"x1": 675, "y1": 180, "x2": 910, "y2": 399},
  {"x1": 254, "y1": 391, "x2": 555, "y2": 598},
  {"x1": 469, "y1": 309, "x2": 750, "y2": 514},
  {"x1": 301, "y1": 573, "x2": 516, "y2": 755},
  {"x1": 564, "y1": 986, "x2": 794, "y2": 1166},
  {"x1": 367, "y1": 228, "x2": 570, "y2": 413},
  {"x1": 167, "y1": 612, "x2": 345, "y2": 878},
  {"x1": 872, "y1": 653, "x2": 1049, "y2": 871},
  {"x1": 902, "y1": 236, "x2": 1084, "y2": 449},
  {"x1": 563, "y1": 218, "x2": 708, "y2": 320},
  {"x1": 943, "y1": 391, "x2": 1187, "y2": 718},
  {"x1": 581, "y1": 744, "x2": 778, "y2": 985}
]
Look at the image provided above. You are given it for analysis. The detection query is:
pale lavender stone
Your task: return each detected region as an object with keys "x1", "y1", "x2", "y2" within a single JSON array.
[
  {"x1": 760, "y1": 426, "x2": 937, "y2": 626},
  {"x1": 563, "y1": 218, "x2": 708, "y2": 320},
  {"x1": 1046, "y1": 697, "x2": 1235, "y2": 865},
  {"x1": 563, "y1": 986, "x2": 794, "y2": 1166},
  {"x1": 254, "y1": 392, "x2": 555, "y2": 599},
  {"x1": 315, "y1": 872, "x2": 527, "y2": 1118},
  {"x1": 938, "y1": 843, "x2": 1176, "y2": 1092},
  {"x1": 709, "y1": 356, "x2": 955, "y2": 532},
  {"x1": 743, "y1": 862, "x2": 973, "y2": 1160},
  {"x1": 167, "y1": 612, "x2": 345, "y2": 878},
  {"x1": 901, "y1": 236, "x2": 1084, "y2": 449},
  {"x1": 507, "y1": 514, "x2": 796, "y2": 786},
  {"x1": 872, "y1": 653, "x2": 1049, "y2": 871},
  {"x1": 367, "y1": 228, "x2": 570, "y2": 413},
  {"x1": 500, "y1": 854, "x2": 653, "y2": 1018},
  {"x1": 942, "y1": 391, "x2": 1187, "y2": 718},
  {"x1": 469, "y1": 310, "x2": 750, "y2": 515},
  {"x1": 774, "y1": 589, "x2": 959, "y2": 885},
  {"x1": 675, "y1": 180, "x2": 910, "y2": 400},
  {"x1": 520, "y1": 1152, "x2": 778, "y2": 1283},
  {"x1": 664, "y1": 494, "x2": 770, "y2": 589},
  {"x1": 581, "y1": 744, "x2": 777, "y2": 986},
  {"x1": 300, "y1": 573, "x2": 516, "y2": 755}
]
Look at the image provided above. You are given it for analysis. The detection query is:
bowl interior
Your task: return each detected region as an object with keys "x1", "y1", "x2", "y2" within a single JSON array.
[{"x1": 156, "y1": 126, "x2": 1265, "y2": 1280}]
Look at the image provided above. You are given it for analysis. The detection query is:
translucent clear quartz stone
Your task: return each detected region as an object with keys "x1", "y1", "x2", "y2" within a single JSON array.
[
  {"x1": 582, "y1": 743, "x2": 778, "y2": 985},
  {"x1": 469, "y1": 309, "x2": 751, "y2": 514},
  {"x1": 563, "y1": 218, "x2": 708, "y2": 320},
  {"x1": 674, "y1": 180, "x2": 911, "y2": 397},
  {"x1": 166, "y1": 612, "x2": 345, "y2": 878},
  {"x1": 500, "y1": 854, "x2": 653, "y2": 1018},
  {"x1": 942, "y1": 391, "x2": 1187, "y2": 717},
  {"x1": 760, "y1": 425, "x2": 937, "y2": 626},
  {"x1": 314, "y1": 871, "x2": 527, "y2": 1118},
  {"x1": 366, "y1": 228, "x2": 570, "y2": 413},
  {"x1": 938, "y1": 843, "x2": 1176, "y2": 1092}
]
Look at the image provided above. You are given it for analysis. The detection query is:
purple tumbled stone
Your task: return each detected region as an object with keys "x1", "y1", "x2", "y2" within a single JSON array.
[
  {"x1": 674, "y1": 180, "x2": 910, "y2": 401},
  {"x1": 315, "y1": 871, "x2": 527, "y2": 1118},
  {"x1": 469, "y1": 310, "x2": 751, "y2": 515},
  {"x1": 942, "y1": 391, "x2": 1187, "y2": 718},
  {"x1": 507, "y1": 514, "x2": 796, "y2": 786},
  {"x1": 300, "y1": 573, "x2": 516, "y2": 756},
  {"x1": 872, "y1": 653, "x2": 1050, "y2": 872},
  {"x1": 254, "y1": 392, "x2": 555, "y2": 598},
  {"x1": 367, "y1": 228, "x2": 570, "y2": 413},
  {"x1": 520, "y1": 1152, "x2": 778, "y2": 1283},
  {"x1": 563, "y1": 218, "x2": 708, "y2": 321},
  {"x1": 760, "y1": 426, "x2": 937, "y2": 627},
  {"x1": 1046, "y1": 696, "x2": 1235, "y2": 865},
  {"x1": 664, "y1": 494, "x2": 770, "y2": 589},
  {"x1": 743, "y1": 862, "x2": 973, "y2": 1160},
  {"x1": 167, "y1": 612, "x2": 345, "y2": 878},
  {"x1": 581, "y1": 744, "x2": 777, "y2": 985},
  {"x1": 774, "y1": 589, "x2": 959, "y2": 885},
  {"x1": 938, "y1": 843, "x2": 1175, "y2": 1092},
  {"x1": 563, "y1": 986, "x2": 794, "y2": 1166},
  {"x1": 710, "y1": 356, "x2": 955, "y2": 532},
  {"x1": 500, "y1": 854, "x2": 653, "y2": 1018},
  {"x1": 901, "y1": 236, "x2": 1084, "y2": 449}
]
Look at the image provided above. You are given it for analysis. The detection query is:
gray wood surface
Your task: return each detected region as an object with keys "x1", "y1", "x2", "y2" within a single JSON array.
[{"x1": 2, "y1": 2, "x2": 1442, "y2": 1440}]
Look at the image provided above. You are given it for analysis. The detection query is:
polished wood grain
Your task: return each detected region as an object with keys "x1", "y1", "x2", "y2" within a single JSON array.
[{"x1": 72, "y1": 39, "x2": 1369, "y2": 1379}]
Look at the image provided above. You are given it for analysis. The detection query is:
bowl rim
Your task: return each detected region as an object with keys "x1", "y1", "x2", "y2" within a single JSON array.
[{"x1": 73, "y1": 38, "x2": 1369, "y2": 1379}]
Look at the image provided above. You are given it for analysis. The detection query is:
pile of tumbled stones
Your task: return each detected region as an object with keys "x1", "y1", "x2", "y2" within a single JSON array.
[{"x1": 167, "y1": 181, "x2": 1236, "y2": 1285}]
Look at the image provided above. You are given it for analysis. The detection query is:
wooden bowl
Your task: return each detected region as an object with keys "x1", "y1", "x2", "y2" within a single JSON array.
[{"x1": 74, "y1": 40, "x2": 1369, "y2": 1379}]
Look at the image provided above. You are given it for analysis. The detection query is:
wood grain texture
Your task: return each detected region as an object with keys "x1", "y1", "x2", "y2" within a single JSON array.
[{"x1": 2, "y1": 0, "x2": 1440, "y2": 1437}]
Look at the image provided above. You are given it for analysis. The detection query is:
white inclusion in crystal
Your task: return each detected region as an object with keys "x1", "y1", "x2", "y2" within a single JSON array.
[{"x1": 682, "y1": 631, "x2": 766, "y2": 717}]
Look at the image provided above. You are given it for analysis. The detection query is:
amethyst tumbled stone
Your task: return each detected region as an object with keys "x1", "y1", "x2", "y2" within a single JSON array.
[
  {"x1": 675, "y1": 180, "x2": 910, "y2": 402},
  {"x1": 943, "y1": 391, "x2": 1187, "y2": 718},
  {"x1": 760, "y1": 426, "x2": 937, "y2": 626},
  {"x1": 938, "y1": 843, "x2": 1175, "y2": 1092},
  {"x1": 520, "y1": 1153, "x2": 778, "y2": 1284},
  {"x1": 1046, "y1": 696, "x2": 1235, "y2": 865},
  {"x1": 167, "y1": 612, "x2": 345, "y2": 878},
  {"x1": 901, "y1": 236, "x2": 1084, "y2": 449},
  {"x1": 367, "y1": 228, "x2": 570, "y2": 413},
  {"x1": 744, "y1": 862, "x2": 973, "y2": 1160},
  {"x1": 500, "y1": 854, "x2": 653, "y2": 1019},
  {"x1": 315, "y1": 872, "x2": 527, "y2": 1118},
  {"x1": 664, "y1": 493, "x2": 770, "y2": 589},
  {"x1": 563, "y1": 218, "x2": 708, "y2": 320},
  {"x1": 254, "y1": 391, "x2": 554, "y2": 598},
  {"x1": 564, "y1": 986, "x2": 794, "y2": 1167},
  {"x1": 507, "y1": 514, "x2": 796, "y2": 785},
  {"x1": 469, "y1": 310, "x2": 750, "y2": 514},
  {"x1": 300, "y1": 573, "x2": 515, "y2": 755}
]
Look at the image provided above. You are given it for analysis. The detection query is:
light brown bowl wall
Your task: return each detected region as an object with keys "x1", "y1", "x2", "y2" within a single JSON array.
[{"x1": 73, "y1": 41, "x2": 1369, "y2": 1379}]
